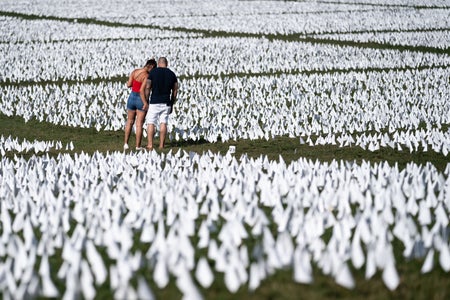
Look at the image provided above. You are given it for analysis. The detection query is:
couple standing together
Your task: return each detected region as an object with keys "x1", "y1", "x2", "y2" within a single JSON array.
[{"x1": 124, "y1": 57, "x2": 178, "y2": 151}]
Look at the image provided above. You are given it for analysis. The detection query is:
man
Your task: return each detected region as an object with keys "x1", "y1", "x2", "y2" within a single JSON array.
[{"x1": 144, "y1": 57, "x2": 178, "y2": 150}]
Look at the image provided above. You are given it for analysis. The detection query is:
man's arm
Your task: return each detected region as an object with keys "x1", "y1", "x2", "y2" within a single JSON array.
[
  {"x1": 144, "y1": 79, "x2": 152, "y2": 101},
  {"x1": 171, "y1": 81, "x2": 178, "y2": 104}
]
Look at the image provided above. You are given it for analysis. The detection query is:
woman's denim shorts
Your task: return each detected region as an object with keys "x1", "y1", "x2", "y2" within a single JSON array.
[{"x1": 127, "y1": 91, "x2": 144, "y2": 111}]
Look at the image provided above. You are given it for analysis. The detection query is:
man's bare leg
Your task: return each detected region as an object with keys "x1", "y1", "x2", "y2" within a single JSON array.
[
  {"x1": 159, "y1": 123, "x2": 167, "y2": 150},
  {"x1": 135, "y1": 110, "x2": 146, "y2": 148},
  {"x1": 146, "y1": 124, "x2": 155, "y2": 150}
]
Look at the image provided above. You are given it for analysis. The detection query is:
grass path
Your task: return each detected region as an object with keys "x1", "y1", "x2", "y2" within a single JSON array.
[
  {"x1": 1, "y1": 114, "x2": 448, "y2": 172},
  {"x1": 1, "y1": 10, "x2": 449, "y2": 55}
]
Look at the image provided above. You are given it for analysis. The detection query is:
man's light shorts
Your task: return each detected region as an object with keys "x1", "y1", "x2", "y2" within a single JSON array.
[{"x1": 145, "y1": 103, "x2": 171, "y2": 126}]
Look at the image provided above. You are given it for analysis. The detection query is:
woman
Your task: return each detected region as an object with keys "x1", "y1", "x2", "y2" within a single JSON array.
[{"x1": 124, "y1": 58, "x2": 157, "y2": 150}]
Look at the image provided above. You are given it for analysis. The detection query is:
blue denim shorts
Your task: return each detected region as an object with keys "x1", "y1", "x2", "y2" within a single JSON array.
[{"x1": 127, "y1": 91, "x2": 144, "y2": 111}]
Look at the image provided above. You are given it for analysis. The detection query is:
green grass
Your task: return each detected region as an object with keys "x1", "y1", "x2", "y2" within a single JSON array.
[
  {"x1": 1, "y1": 114, "x2": 448, "y2": 172},
  {"x1": 1, "y1": 10, "x2": 449, "y2": 55}
]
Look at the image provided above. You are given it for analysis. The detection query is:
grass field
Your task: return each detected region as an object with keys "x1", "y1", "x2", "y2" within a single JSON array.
[
  {"x1": 1, "y1": 106, "x2": 449, "y2": 300},
  {"x1": 1, "y1": 114, "x2": 449, "y2": 173},
  {"x1": 1, "y1": 0, "x2": 450, "y2": 299}
]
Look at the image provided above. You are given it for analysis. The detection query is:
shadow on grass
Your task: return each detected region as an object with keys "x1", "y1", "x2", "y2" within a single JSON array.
[{"x1": 169, "y1": 137, "x2": 210, "y2": 147}]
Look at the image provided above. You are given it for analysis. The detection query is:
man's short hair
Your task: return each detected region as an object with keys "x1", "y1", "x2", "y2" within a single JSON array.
[{"x1": 158, "y1": 57, "x2": 168, "y2": 67}]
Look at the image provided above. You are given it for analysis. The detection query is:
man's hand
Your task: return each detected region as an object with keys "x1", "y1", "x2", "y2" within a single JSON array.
[{"x1": 168, "y1": 101, "x2": 173, "y2": 114}]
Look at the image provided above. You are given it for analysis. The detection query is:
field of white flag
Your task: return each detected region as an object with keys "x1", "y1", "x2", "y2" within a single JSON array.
[{"x1": 0, "y1": 0, "x2": 449, "y2": 299}]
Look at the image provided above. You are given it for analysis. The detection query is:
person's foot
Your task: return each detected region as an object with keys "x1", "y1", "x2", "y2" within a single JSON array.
[
  {"x1": 135, "y1": 147, "x2": 144, "y2": 151},
  {"x1": 123, "y1": 143, "x2": 129, "y2": 150},
  {"x1": 146, "y1": 145, "x2": 153, "y2": 151}
]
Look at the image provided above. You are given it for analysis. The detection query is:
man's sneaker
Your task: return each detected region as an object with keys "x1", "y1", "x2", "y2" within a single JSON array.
[
  {"x1": 135, "y1": 147, "x2": 144, "y2": 151},
  {"x1": 123, "y1": 143, "x2": 129, "y2": 150}
]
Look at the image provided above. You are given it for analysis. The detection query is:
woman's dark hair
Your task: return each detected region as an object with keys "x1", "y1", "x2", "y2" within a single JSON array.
[{"x1": 145, "y1": 58, "x2": 157, "y2": 68}]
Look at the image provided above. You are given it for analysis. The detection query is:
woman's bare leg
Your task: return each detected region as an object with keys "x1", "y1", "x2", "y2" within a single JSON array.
[
  {"x1": 124, "y1": 110, "x2": 136, "y2": 146},
  {"x1": 135, "y1": 110, "x2": 146, "y2": 148}
]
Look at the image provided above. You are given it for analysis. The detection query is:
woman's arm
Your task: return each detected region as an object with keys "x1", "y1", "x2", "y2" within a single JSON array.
[
  {"x1": 126, "y1": 70, "x2": 134, "y2": 88},
  {"x1": 140, "y1": 75, "x2": 150, "y2": 111}
]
